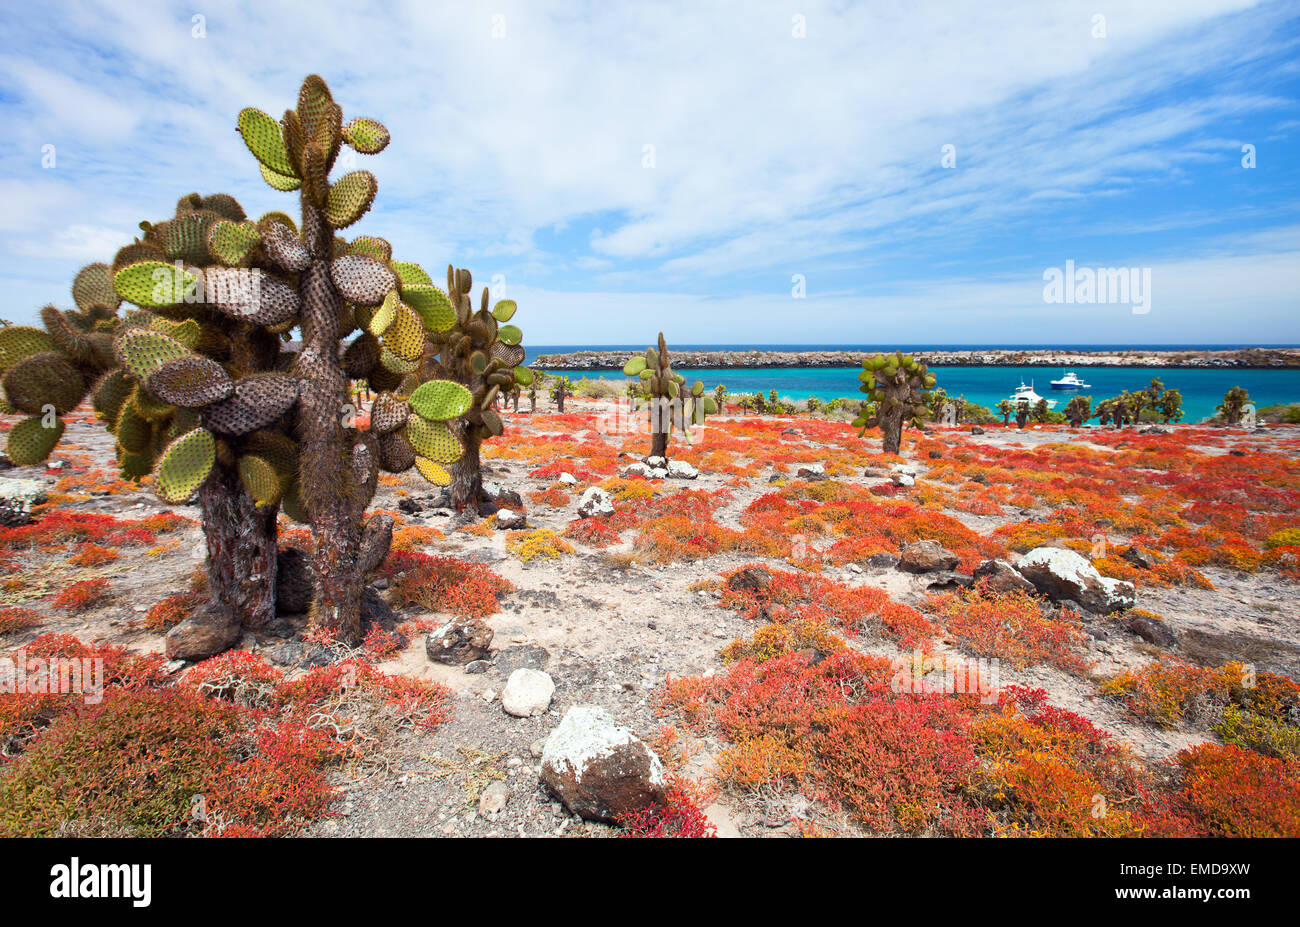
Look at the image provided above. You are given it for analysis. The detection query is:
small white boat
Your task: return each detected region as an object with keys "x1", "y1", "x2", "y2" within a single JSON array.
[
  {"x1": 1049, "y1": 371, "x2": 1091, "y2": 390},
  {"x1": 1008, "y1": 381, "x2": 1056, "y2": 409}
]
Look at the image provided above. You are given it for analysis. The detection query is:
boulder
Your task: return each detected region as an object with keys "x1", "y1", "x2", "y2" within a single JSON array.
[
  {"x1": 501, "y1": 668, "x2": 555, "y2": 717},
  {"x1": 666, "y1": 460, "x2": 699, "y2": 480},
  {"x1": 1015, "y1": 547, "x2": 1136, "y2": 614},
  {"x1": 890, "y1": 472, "x2": 915, "y2": 487},
  {"x1": 796, "y1": 463, "x2": 825, "y2": 480},
  {"x1": 925, "y1": 572, "x2": 973, "y2": 592},
  {"x1": 972, "y1": 558, "x2": 1037, "y2": 595},
  {"x1": 0, "y1": 477, "x2": 47, "y2": 527},
  {"x1": 558, "y1": 472, "x2": 578, "y2": 486},
  {"x1": 495, "y1": 507, "x2": 527, "y2": 529},
  {"x1": 577, "y1": 486, "x2": 614, "y2": 518},
  {"x1": 426, "y1": 618, "x2": 494, "y2": 665},
  {"x1": 1120, "y1": 546, "x2": 1158, "y2": 570},
  {"x1": 540, "y1": 706, "x2": 667, "y2": 822},
  {"x1": 898, "y1": 540, "x2": 960, "y2": 573},
  {"x1": 165, "y1": 606, "x2": 241, "y2": 661},
  {"x1": 644, "y1": 456, "x2": 667, "y2": 469},
  {"x1": 1127, "y1": 612, "x2": 1176, "y2": 647},
  {"x1": 865, "y1": 552, "x2": 901, "y2": 570}
]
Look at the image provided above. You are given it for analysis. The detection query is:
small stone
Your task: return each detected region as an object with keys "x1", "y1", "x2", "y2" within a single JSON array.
[
  {"x1": 898, "y1": 540, "x2": 959, "y2": 573},
  {"x1": 465, "y1": 660, "x2": 490, "y2": 674},
  {"x1": 666, "y1": 460, "x2": 699, "y2": 480},
  {"x1": 426, "y1": 619, "x2": 494, "y2": 665},
  {"x1": 558, "y1": 472, "x2": 578, "y2": 486},
  {"x1": 479, "y1": 781, "x2": 509, "y2": 816},
  {"x1": 501, "y1": 668, "x2": 555, "y2": 717}
]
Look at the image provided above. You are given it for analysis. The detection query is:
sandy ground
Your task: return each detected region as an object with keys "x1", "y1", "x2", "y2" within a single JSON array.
[{"x1": 3, "y1": 399, "x2": 1298, "y2": 838}]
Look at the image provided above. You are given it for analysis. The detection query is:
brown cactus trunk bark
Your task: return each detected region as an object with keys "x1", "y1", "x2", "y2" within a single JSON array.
[
  {"x1": 880, "y1": 406, "x2": 904, "y2": 455},
  {"x1": 199, "y1": 462, "x2": 278, "y2": 629},
  {"x1": 450, "y1": 427, "x2": 485, "y2": 511},
  {"x1": 294, "y1": 201, "x2": 368, "y2": 644}
]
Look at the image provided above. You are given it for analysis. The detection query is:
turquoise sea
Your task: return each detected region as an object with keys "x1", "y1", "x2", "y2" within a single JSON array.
[{"x1": 525, "y1": 345, "x2": 1300, "y2": 424}]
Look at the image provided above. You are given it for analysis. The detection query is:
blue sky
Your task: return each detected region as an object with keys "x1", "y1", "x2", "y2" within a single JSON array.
[{"x1": 0, "y1": 0, "x2": 1297, "y2": 344}]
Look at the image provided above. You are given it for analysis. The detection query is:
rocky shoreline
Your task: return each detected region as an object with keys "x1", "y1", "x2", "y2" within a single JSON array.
[{"x1": 532, "y1": 347, "x2": 1300, "y2": 371}]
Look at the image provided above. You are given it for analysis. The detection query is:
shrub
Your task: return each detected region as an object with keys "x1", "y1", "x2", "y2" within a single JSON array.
[
  {"x1": 506, "y1": 528, "x2": 575, "y2": 563},
  {"x1": 378, "y1": 551, "x2": 513, "y2": 617},
  {"x1": 926, "y1": 587, "x2": 1091, "y2": 673},
  {"x1": 50, "y1": 578, "x2": 111, "y2": 611},
  {"x1": 1172, "y1": 743, "x2": 1300, "y2": 837}
]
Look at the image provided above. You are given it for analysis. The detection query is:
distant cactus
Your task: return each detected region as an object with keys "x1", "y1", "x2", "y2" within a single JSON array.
[
  {"x1": 417, "y1": 265, "x2": 532, "y2": 510},
  {"x1": 1157, "y1": 388, "x2": 1183, "y2": 423},
  {"x1": 623, "y1": 333, "x2": 717, "y2": 459},
  {"x1": 996, "y1": 399, "x2": 1014, "y2": 426},
  {"x1": 2, "y1": 75, "x2": 468, "y2": 650},
  {"x1": 550, "y1": 375, "x2": 573, "y2": 413},
  {"x1": 1064, "y1": 395, "x2": 1091, "y2": 427},
  {"x1": 1218, "y1": 386, "x2": 1251, "y2": 425},
  {"x1": 852, "y1": 351, "x2": 936, "y2": 454}
]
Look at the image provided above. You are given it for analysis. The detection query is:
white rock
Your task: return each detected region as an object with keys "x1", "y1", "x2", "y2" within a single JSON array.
[
  {"x1": 482, "y1": 479, "x2": 504, "y2": 500},
  {"x1": 577, "y1": 486, "x2": 615, "y2": 518},
  {"x1": 539, "y1": 706, "x2": 667, "y2": 822},
  {"x1": 1016, "y1": 547, "x2": 1136, "y2": 614},
  {"x1": 623, "y1": 463, "x2": 650, "y2": 478},
  {"x1": 666, "y1": 460, "x2": 699, "y2": 480},
  {"x1": 796, "y1": 463, "x2": 825, "y2": 477},
  {"x1": 502, "y1": 668, "x2": 555, "y2": 717},
  {"x1": 495, "y1": 507, "x2": 527, "y2": 529},
  {"x1": 890, "y1": 472, "x2": 915, "y2": 487},
  {"x1": 647, "y1": 467, "x2": 668, "y2": 479},
  {"x1": 558, "y1": 472, "x2": 578, "y2": 486},
  {"x1": 644, "y1": 456, "x2": 667, "y2": 469}
]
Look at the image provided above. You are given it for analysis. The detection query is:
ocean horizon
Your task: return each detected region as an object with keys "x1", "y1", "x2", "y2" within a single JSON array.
[{"x1": 523, "y1": 345, "x2": 1300, "y2": 423}]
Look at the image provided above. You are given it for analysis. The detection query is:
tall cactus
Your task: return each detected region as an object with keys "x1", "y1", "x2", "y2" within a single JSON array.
[
  {"x1": 418, "y1": 266, "x2": 533, "y2": 510},
  {"x1": 623, "y1": 333, "x2": 716, "y2": 460},
  {"x1": 852, "y1": 351, "x2": 936, "y2": 454},
  {"x1": 3, "y1": 75, "x2": 468, "y2": 652}
]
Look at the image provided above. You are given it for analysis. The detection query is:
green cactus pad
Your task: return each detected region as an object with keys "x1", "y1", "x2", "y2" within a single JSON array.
[
  {"x1": 409, "y1": 380, "x2": 473, "y2": 421},
  {"x1": 383, "y1": 302, "x2": 426, "y2": 362},
  {"x1": 115, "y1": 328, "x2": 194, "y2": 383},
  {"x1": 147, "y1": 355, "x2": 234, "y2": 408},
  {"x1": 237, "y1": 107, "x2": 296, "y2": 177},
  {"x1": 0, "y1": 326, "x2": 57, "y2": 372},
  {"x1": 238, "y1": 454, "x2": 282, "y2": 507},
  {"x1": 162, "y1": 212, "x2": 218, "y2": 265},
  {"x1": 391, "y1": 261, "x2": 433, "y2": 288},
  {"x1": 481, "y1": 407, "x2": 504, "y2": 437},
  {"x1": 491, "y1": 299, "x2": 517, "y2": 322},
  {"x1": 92, "y1": 370, "x2": 132, "y2": 424},
  {"x1": 378, "y1": 346, "x2": 420, "y2": 375},
  {"x1": 279, "y1": 479, "x2": 309, "y2": 523},
  {"x1": 368, "y1": 290, "x2": 399, "y2": 336},
  {"x1": 623, "y1": 356, "x2": 646, "y2": 376},
  {"x1": 497, "y1": 324, "x2": 523, "y2": 346},
  {"x1": 72, "y1": 263, "x2": 120, "y2": 312},
  {"x1": 342, "y1": 117, "x2": 391, "y2": 154},
  {"x1": 324, "y1": 171, "x2": 378, "y2": 229},
  {"x1": 130, "y1": 385, "x2": 175, "y2": 423},
  {"x1": 414, "y1": 456, "x2": 451, "y2": 487},
  {"x1": 207, "y1": 220, "x2": 261, "y2": 266},
  {"x1": 402, "y1": 284, "x2": 456, "y2": 332},
  {"x1": 114, "y1": 403, "x2": 151, "y2": 453},
  {"x1": 113, "y1": 261, "x2": 197, "y2": 309},
  {"x1": 406, "y1": 416, "x2": 461, "y2": 463},
  {"x1": 149, "y1": 316, "x2": 201, "y2": 349},
  {"x1": 513, "y1": 366, "x2": 534, "y2": 387},
  {"x1": 118, "y1": 448, "x2": 154, "y2": 480},
  {"x1": 347, "y1": 236, "x2": 392, "y2": 263},
  {"x1": 469, "y1": 351, "x2": 488, "y2": 375},
  {"x1": 2, "y1": 353, "x2": 86, "y2": 415},
  {"x1": 41, "y1": 305, "x2": 94, "y2": 363},
  {"x1": 702, "y1": 396, "x2": 719, "y2": 415},
  {"x1": 5, "y1": 415, "x2": 65, "y2": 466},
  {"x1": 155, "y1": 428, "x2": 216, "y2": 504},
  {"x1": 692, "y1": 380, "x2": 704, "y2": 397},
  {"x1": 244, "y1": 431, "x2": 299, "y2": 478},
  {"x1": 259, "y1": 163, "x2": 301, "y2": 191}
]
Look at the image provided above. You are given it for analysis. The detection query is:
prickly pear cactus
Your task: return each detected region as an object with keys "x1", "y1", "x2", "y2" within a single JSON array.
[
  {"x1": 852, "y1": 351, "x2": 936, "y2": 455},
  {"x1": 417, "y1": 266, "x2": 533, "y2": 509},
  {"x1": 3, "y1": 75, "x2": 470, "y2": 649},
  {"x1": 623, "y1": 332, "x2": 716, "y2": 460}
]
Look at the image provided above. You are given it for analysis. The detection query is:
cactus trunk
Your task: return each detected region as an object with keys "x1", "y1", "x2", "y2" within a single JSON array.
[
  {"x1": 199, "y1": 462, "x2": 278, "y2": 630},
  {"x1": 450, "y1": 425, "x2": 485, "y2": 511},
  {"x1": 651, "y1": 426, "x2": 669, "y2": 459},
  {"x1": 295, "y1": 202, "x2": 366, "y2": 643},
  {"x1": 880, "y1": 404, "x2": 904, "y2": 455}
]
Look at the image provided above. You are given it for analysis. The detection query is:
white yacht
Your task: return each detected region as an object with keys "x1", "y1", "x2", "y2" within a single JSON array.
[
  {"x1": 1049, "y1": 371, "x2": 1091, "y2": 390},
  {"x1": 1008, "y1": 381, "x2": 1056, "y2": 409}
]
